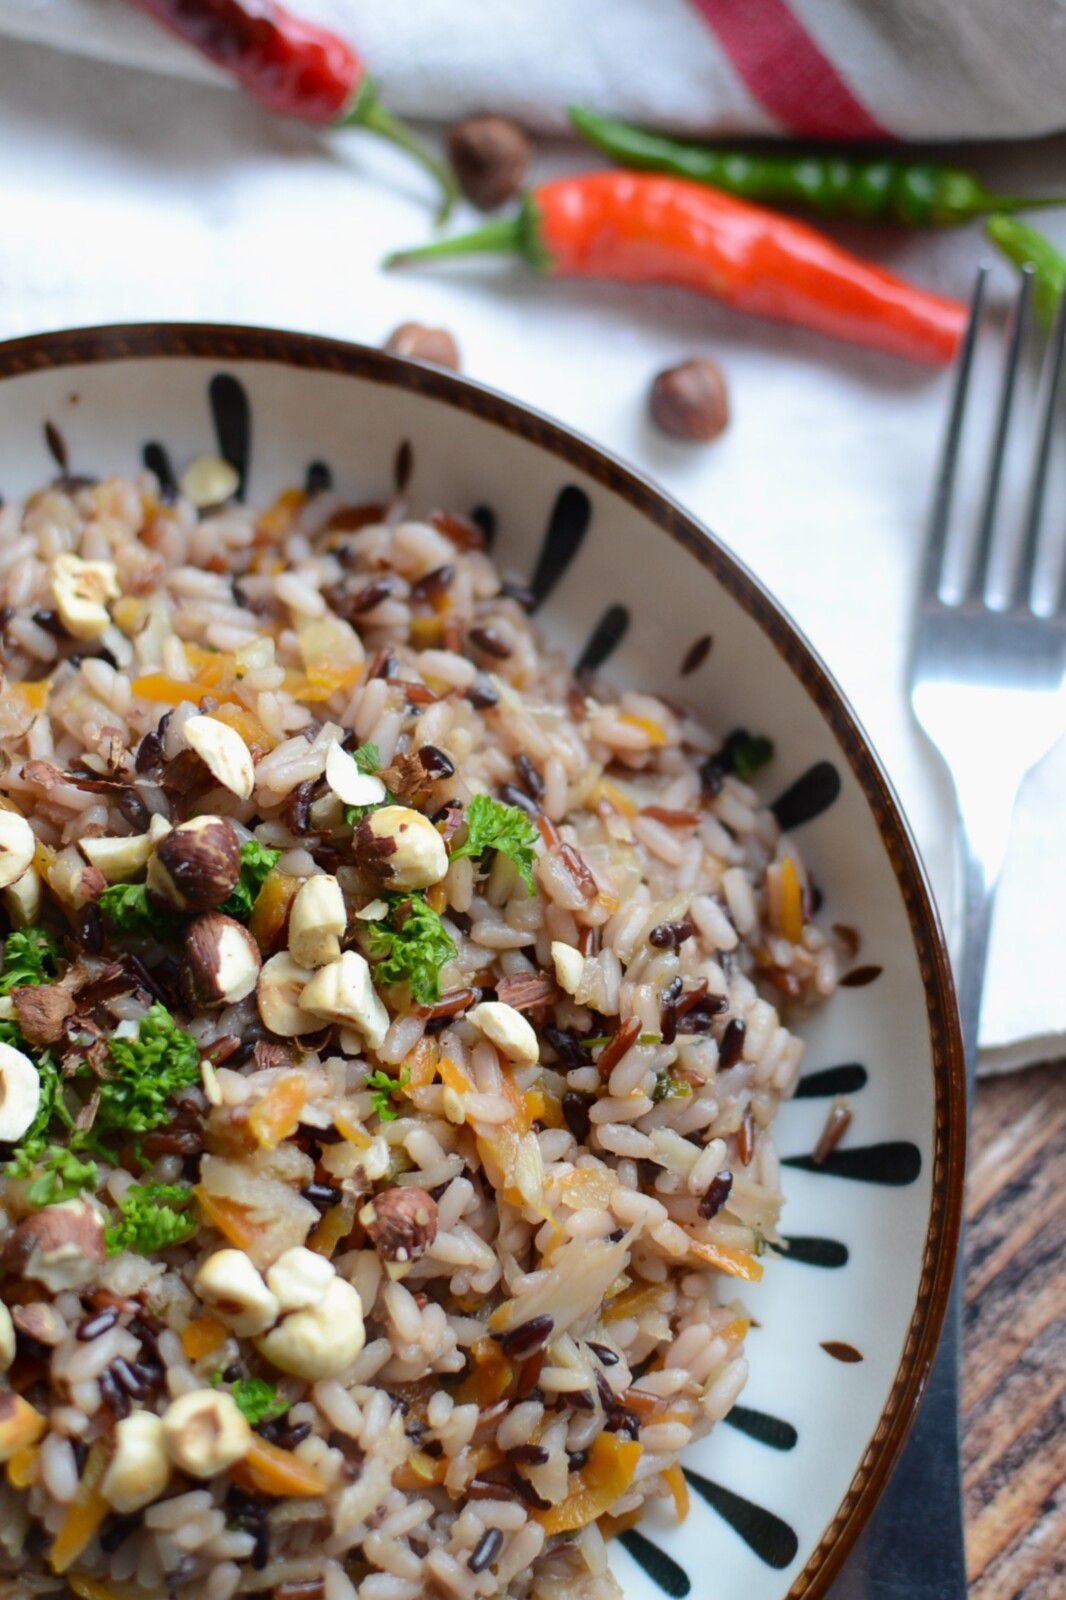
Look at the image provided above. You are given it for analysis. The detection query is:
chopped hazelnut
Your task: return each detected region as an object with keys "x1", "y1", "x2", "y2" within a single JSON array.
[
  {"x1": 11, "y1": 983, "x2": 75, "y2": 1047},
  {"x1": 80, "y1": 829, "x2": 156, "y2": 881},
  {"x1": 0, "y1": 812, "x2": 36, "y2": 892},
  {"x1": 194, "y1": 1248, "x2": 280, "y2": 1336},
  {"x1": 101, "y1": 1410, "x2": 170, "y2": 1513},
  {"x1": 0, "y1": 1303, "x2": 14, "y2": 1370},
  {"x1": 182, "y1": 912, "x2": 262, "y2": 1009},
  {"x1": 448, "y1": 115, "x2": 531, "y2": 211},
  {"x1": 383, "y1": 323, "x2": 460, "y2": 370},
  {"x1": 183, "y1": 715, "x2": 255, "y2": 801},
  {"x1": 50, "y1": 552, "x2": 120, "y2": 640},
  {"x1": 354, "y1": 805, "x2": 448, "y2": 891},
  {"x1": 2, "y1": 864, "x2": 42, "y2": 928},
  {"x1": 288, "y1": 873, "x2": 347, "y2": 969},
  {"x1": 256, "y1": 951, "x2": 322, "y2": 1037},
  {"x1": 299, "y1": 950, "x2": 390, "y2": 1051},
  {"x1": 148, "y1": 815, "x2": 241, "y2": 912},
  {"x1": 0, "y1": 1042, "x2": 41, "y2": 1142},
  {"x1": 46, "y1": 844, "x2": 106, "y2": 912},
  {"x1": 360, "y1": 1186, "x2": 438, "y2": 1264},
  {"x1": 3, "y1": 1199, "x2": 105, "y2": 1292},
  {"x1": 551, "y1": 941, "x2": 585, "y2": 997},
  {"x1": 468, "y1": 1000, "x2": 540, "y2": 1064},
  {"x1": 180, "y1": 455, "x2": 240, "y2": 510},
  {"x1": 10, "y1": 1302, "x2": 66, "y2": 1347},
  {"x1": 255, "y1": 1275, "x2": 365, "y2": 1381},
  {"x1": 162, "y1": 1388, "x2": 252, "y2": 1478},
  {"x1": 265, "y1": 1246, "x2": 335, "y2": 1313},
  {"x1": 325, "y1": 741, "x2": 387, "y2": 810}
]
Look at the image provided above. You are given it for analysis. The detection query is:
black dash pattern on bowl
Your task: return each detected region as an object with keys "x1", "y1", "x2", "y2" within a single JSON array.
[
  {"x1": 723, "y1": 1403, "x2": 798, "y2": 1451},
  {"x1": 576, "y1": 603, "x2": 629, "y2": 675},
  {"x1": 44, "y1": 419, "x2": 69, "y2": 472},
  {"x1": 684, "y1": 1470, "x2": 799, "y2": 1570},
  {"x1": 821, "y1": 1340, "x2": 864, "y2": 1363},
  {"x1": 304, "y1": 459, "x2": 332, "y2": 497},
  {"x1": 794, "y1": 1062, "x2": 869, "y2": 1098},
  {"x1": 783, "y1": 1141, "x2": 921, "y2": 1186},
  {"x1": 619, "y1": 1529, "x2": 691, "y2": 1598},
  {"x1": 208, "y1": 373, "x2": 251, "y2": 497},
  {"x1": 779, "y1": 1234, "x2": 850, "y2": 1268},
  {"x1": 529, "y1": 484, "x2": 591, "y2": 609},
  {"x1": 771, "y1": 760, "x2": 841, "y2": 831},
  {"x1": 679, "y1": 633, "x2": 713, "y2": 676},
  {"x1": 143, "y1": 441, "x2": 179, "y2": 501},
  {"x1": 469, "y1": 504, "x2": 496, "y2": 548}
]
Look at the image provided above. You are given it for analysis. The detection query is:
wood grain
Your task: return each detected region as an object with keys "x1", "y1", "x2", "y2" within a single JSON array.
[{"x1": 964, "y1": 1061, "x2": 1065, "y2": 1599}]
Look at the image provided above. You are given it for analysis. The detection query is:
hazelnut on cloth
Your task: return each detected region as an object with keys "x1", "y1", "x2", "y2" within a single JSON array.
[{"x1": 649, "y1": 357, "x2": 730, "y2": 441}]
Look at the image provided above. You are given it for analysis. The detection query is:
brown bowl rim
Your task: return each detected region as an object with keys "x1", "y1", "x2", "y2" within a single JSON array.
[{"x1": 0, "y1": 320, "x2": 966, "y2": 1598}]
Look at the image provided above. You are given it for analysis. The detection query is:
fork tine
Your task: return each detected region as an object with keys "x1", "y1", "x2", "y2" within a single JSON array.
[
  {"x1": 920, "y1": 265, "x2": 988, "y2": 603},
  {"x1": 1013, "y1": 277, "x2": 1066, "y2": 611},
  {"x1": 964, "y1": 267, "x2": 1033, "y2": 602}
]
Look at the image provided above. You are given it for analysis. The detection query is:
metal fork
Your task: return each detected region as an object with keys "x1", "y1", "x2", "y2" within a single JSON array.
[{"x1": 831, "y1": 267, "x2": 1066, "y2": 1598}]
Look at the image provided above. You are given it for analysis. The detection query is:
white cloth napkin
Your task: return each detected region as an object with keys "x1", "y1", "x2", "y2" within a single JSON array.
[
  {"x1": 0, "y1": 14, "x2": 1062, "y2": 1071},
  {"x1": 0, "y1": 0, "x2": 1064, "y2": 140}
]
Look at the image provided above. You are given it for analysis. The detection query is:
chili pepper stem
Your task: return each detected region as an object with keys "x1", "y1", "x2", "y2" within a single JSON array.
[
  {"x1": 339, "y1": 77, "x2": 458, "y2": 225},
  {"x1": 385, "y1": 198, "x2": 550, "y2": 270}
]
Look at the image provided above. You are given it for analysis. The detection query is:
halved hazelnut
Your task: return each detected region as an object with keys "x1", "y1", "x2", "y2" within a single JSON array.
[
  {"x1": 300, "y1": 950, "x2": 390, "y2": 1051},
  {"x1": 161, "y1": 1389, "x2": 251, "y2": 1478},
  {"x1": 256, "y1": 951, "x2": 321, "y2": 1037},
  {"x1": 3, "y1": 1198, "x2": 105, "y2": 1292},
  {"x1": 354, "y1": 805, "x2": 448, "y2": 891},
  {"x1": 325, "y1": 742, "x2": 386, "y2": 809},
  {"x1": 50, "y1": 552, "x2": 120, "y2": 640},
  {"x1": 0, "y1": 812, "x2": 35, "y2": 892},
  {"x1": 2, "y1": 863, "x2": 42, "y2": 928},
  {"x1": 180, "y1": 455, "x2": 240, "y2": 510},
  {"x1": 360, "y1": 1185, "x2": 438, "y2": 1264},
  {"x1": 0, "y1": 1041, "x2": 41, "y2": 1142},
  {"x1": 288, "y1": 873, "x2": 347, "y2": 969},
  {"x1": 148, "y1": 815, "x2": 241, "y2": 912},
  {"x1": 182, "y1": 912, "x2": 262, "y2": 1009}
]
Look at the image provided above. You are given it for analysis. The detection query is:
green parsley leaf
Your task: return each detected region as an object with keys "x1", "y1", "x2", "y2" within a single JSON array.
[
  {"x1": 349, "y1": 742, "x2": 381, "y2": 775},
  {"x1": 366, "y1": 1065, "x2": 410, "y2": 1122},
  {"x1": 5, "y1": 1050, "x2": 74, "y2": 1173},
  {"x1": 209, "y1": 1375, "x2": 288, "y2": 1428},
  {"x1": 0, "y1": 927, "x2": 62, "y2": 994},
  {"x1": 94, "y1": 1003, "x2": 201, "y2": 1135},
  {"x1": 219, "y1": 840, "x2": 281, "y2": 922},
  {"x1": 105, "y1": 1182, "x2": 198, "y2": 1256},
  {"x1": 364, "y1": 895, "x2": 456, "y2": 1006},
  {"x1": 724, "y1": 729, "x2": 775, "y2": 782},
  {"x1": 448, "y1": 795, "x2": 539, "y2": 893},
  {"x1": 98, "y1": 882, "x2": 176, "y2": 939},
  {"x1": 651, "y1": 1070, "x2": 692, "y2": 1105},
  {"x1": 23, "y1": 1146, "x2": 99, "y2": 1208}
]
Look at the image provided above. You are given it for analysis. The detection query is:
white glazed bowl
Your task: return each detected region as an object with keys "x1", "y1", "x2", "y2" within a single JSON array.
[{"x1": 0, "y1": 325, "x2": 964, "y2": 1600}]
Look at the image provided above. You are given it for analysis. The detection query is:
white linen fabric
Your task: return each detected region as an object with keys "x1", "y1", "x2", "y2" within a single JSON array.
[{"x1": 0, "y1": 14, "x2": 1062, "y2": 1070}]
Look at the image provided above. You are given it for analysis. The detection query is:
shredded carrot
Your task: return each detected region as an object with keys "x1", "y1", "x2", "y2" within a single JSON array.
[
  {"x1": 212, "y1": 702, "x2": 275, "y2": 752},
  {"x1": 721, "y1": 1313, "x2": 751, "y2": 1345},
  {"x1": 5, "y1": 1444, "x2": 39, "y2": 1489},
  {"x1": 535, "y1": 1434, "x2": 642, "y2": 1535},
  {"x1": 594, "y1": 778, "x2": 637, "y2": 818},
  {"x1": 600, "y1": 1506, "x2": 643, "y2": 1539},
  {"x1": 256, "y1": 487, "x2": 305, "y2": 543},
  {"x1": 231, "y1": 1436, "x2": 326, "y2": 1499},
  {"x1": 404, "y1": 1035, "x2": 439, "y2": 1091},
  {"x1": 67, "y1": 1576, "x2": 136, "y2": 1600},
  {"x1": 425, "y1": 880, "x2": 448, "y2": 914},
  {"x1": 248, "y1": 1073, "x2": 306, "y2": 1149},
  {"x1": 248, "y1": 869, "x2": 300, "y2": 954},
  {"x1": 50, "y1": 1442, "x2": 110, "y2": 1573},
  {"x1": 392, "y1": 1449, "x2": 448, "y2": 1490},
  {"x1": 617, "y1": 713, "x2": 667, "y2": 746},
  {"x1": 603, "y1": 1281, "x2": 664, "y2": 1324},
  {"x1": 334, "y1": 1106, "x2": 372, "y2": 1148},
  {"x1": 180, "y1": 1313, "x2": 228, "y2": 1362},
  {"x1": 663, "y1": 1462, "x2": 690, "y2": 1522},
  {"x1": 558, "y1": 1167, "x2": 618, "y2": 1208},
  {"x1": 778, "y1": 856, "x2": 804, "y2": 944},
  {"x1": 308, "y1": 1198, "x2": 356, "y2": 1258},
  {"x1": 437, "y1": 1056, "x2": 473, "y2": 1095},
  {"x1": 193, "y1": 1186, "x2": 258, "y2": 1253},
  {"x1": 454, "y1": 1336, "x2": 513, "y2": 1407},
  {"x1": 688, "y1": 1238, "x2": 764, "y2": 1282}
]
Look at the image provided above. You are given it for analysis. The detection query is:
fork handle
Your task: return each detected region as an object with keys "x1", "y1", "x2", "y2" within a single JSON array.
[{"x1": 829, "y1": 775, "x2": 1016, "y2": 1600}]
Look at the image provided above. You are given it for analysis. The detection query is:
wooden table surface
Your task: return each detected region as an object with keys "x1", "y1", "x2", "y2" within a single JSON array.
[{"x1": 963, "y1": 1060, "x2": 1065, "y2": 1598}]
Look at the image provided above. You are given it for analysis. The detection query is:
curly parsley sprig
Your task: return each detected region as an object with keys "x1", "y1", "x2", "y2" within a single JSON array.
[{"x1": 449, "y1": 794, "x2": 539, "y2": 892}]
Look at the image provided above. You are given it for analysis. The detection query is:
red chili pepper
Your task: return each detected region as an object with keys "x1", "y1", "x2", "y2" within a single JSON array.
[
  {"x1": 130, "y1": 0, "x2": 456, "y2": 220},
  {"x1": 388, "y1": 170, "x2": 966, "y2": 364}
]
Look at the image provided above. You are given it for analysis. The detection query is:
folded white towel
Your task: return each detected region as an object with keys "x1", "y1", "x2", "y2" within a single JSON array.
[{"x1": 0, "y1": 0, "x2": 1063, "y2": 141}]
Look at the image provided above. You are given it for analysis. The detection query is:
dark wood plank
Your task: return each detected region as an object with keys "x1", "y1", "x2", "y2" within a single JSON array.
[{"x1": 963, "y1": 1061, "x2": 1066, "y2": 1598}]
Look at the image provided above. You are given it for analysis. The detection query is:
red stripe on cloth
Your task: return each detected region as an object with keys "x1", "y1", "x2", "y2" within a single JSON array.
[{"x1": 689, "y1": 0, "x2": 891, "y2": 140}]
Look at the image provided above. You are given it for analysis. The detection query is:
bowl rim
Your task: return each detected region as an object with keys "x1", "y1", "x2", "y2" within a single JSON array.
[{"x1": 0, "y1": 320, "x2": 966, "y2": 1597}]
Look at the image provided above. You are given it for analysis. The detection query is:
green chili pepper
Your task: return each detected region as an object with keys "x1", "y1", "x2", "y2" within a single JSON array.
[
  {"x1": 569, "y1": 106, "x2": 1066, "y2": 229},
  {"x1": 985, "y1": 215, "x2": 1066, "y2": 328}
]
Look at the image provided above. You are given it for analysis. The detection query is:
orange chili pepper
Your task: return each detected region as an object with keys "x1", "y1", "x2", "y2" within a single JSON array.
[{"x1": 390, "y1": 171, "x2": 966, "y2": 365}]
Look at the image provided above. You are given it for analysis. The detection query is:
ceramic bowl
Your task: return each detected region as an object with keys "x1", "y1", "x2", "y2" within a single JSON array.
[{"x1": 0, "y1": 324, "x2": 964, "y2": 1600}]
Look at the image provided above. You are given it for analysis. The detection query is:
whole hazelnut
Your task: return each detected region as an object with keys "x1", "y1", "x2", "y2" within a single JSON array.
[
  {"x1": 383, "y1": 323, "x2": 460, "y2": 370},
  {"x1": 354, "y1": 805, "x2": 448, "y2": 891},
  {"x1": 448, "y1": 115, "x2": 531, "y2": 211},
  {"x1": 649, "y1": 358, "x2": 730, "y2": 442},
  {"x1": 148, "y1": 815, "x2": 241, "y2": 912},
  {"x1": 182, "y1": 911, "x2": 262, "y2": 1009},
  {"x1": 359, "y1": 1185, "x2": 438, "y2": 1265}
]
